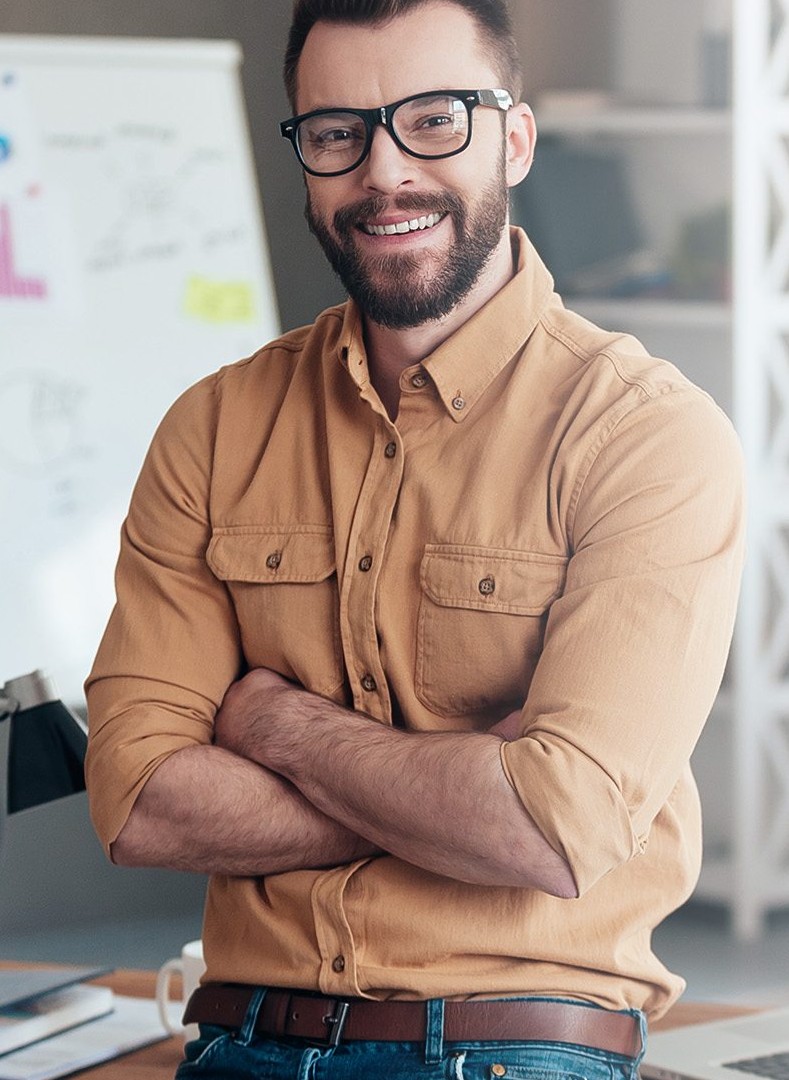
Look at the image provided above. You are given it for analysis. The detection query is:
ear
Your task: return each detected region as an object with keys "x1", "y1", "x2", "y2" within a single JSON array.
[{"x1": 505, "y1": 102, "x2": 537, "y2": 188}]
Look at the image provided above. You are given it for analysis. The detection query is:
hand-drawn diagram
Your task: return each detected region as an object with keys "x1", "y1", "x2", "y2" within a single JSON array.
[
  {"x1": 39, "y1": 121, "x2": 259, "y2": 323},
  {"x1": 0, "y1": 370, "x2": 85, "y2": 471},
  {"x1": 44, "y1": 124, "x2": 255, "y2": 316}
]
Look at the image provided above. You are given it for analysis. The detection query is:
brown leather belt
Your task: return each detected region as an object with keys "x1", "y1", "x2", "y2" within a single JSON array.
[{"x1": 184, "y1": 984, "x2": 642, "y2": 1056}]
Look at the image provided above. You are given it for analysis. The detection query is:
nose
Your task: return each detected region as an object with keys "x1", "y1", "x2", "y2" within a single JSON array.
[{"x1": 358, "y1": 124, "x2": 417, "y2": 194}]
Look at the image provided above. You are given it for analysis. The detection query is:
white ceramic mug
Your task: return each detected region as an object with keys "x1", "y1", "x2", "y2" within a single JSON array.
[{"x1": 155, "y1": 939, "x2": 206, "y2": 1044}]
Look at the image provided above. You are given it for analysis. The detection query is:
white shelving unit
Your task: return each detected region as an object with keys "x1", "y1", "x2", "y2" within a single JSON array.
[
  {"x1": 536, "y1": 106, "x2": 732, "y2": 137},
  {"x1": 725, "y1": 0, "x2": 789, "y2": 938},
  {"x1": 519, "y1": 94, "x2": 733, "y2": 412},
  {"x1": 514, "y1": 0, "x2": 789, "y2": 937},
  {"x1": 570, "y1": 298, "x2": 731, "y2": 331}
]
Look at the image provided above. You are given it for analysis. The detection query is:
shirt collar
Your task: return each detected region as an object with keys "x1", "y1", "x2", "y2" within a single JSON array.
[{"x1": 336, "y1": 227, "x2": 555, "y2": 421}]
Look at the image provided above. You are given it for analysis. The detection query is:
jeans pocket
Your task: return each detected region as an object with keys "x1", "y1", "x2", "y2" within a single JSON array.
[
  {"x1": 453, "y1": 1042, "x2": 620, "y2": 1080},
  {"x1": 175, "y1": 1025, "x2": 234, "y2": 1075}
]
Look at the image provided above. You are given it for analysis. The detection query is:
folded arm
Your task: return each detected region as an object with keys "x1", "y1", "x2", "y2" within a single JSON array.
[
  {"x1": 498, "y1": 390, "x2": 746, "y2": 895},
  {"x1": 86, "y1": 380, "x2": 376, "y2": 876},
  {"x1": 213, "y1": 669, "x2": 577, "y2": 895},
  {"x1": 110, "y1": 742, "x2": 380, "y2": 875}
]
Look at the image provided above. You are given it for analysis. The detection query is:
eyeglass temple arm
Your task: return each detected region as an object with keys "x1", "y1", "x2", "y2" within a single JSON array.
[{"x1": 477, "y1": 89, "x2": 513, "y2": 110}]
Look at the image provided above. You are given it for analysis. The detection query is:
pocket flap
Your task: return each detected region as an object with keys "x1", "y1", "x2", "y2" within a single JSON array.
[
  {"x1": 420, "y1": 544, "x2": 567, "y2": 615},
  {"x1": 207, "y1": 527, "x2": 335, "y2": 583}
]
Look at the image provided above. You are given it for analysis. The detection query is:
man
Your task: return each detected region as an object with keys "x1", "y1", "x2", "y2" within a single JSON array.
[{"x1": 85, "y1": 1, "x2": 745, "y2": 1077}]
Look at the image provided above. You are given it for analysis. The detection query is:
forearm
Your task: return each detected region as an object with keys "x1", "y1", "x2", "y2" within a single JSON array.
[
  {"x1": 222, "y1": 675, "x2": 577, "y2": 895},
  {"x1": 110, "y1": 742, "x2": 379, "y2": 875},
  {"x1": 287, "y1": 713, "x2": 574, "y2": 893}
]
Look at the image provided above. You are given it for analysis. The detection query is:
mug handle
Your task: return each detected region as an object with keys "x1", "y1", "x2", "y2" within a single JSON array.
[{"x1": 155, "y1": 957, "x2": 184, "y2": 1035}]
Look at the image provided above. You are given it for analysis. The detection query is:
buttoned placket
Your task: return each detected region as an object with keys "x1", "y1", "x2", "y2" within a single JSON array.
[
  {"x1": 336, "y1": 363, "x2": 445, "y2": 723},
  {"x1": 311, "y1": 349, "x2": 457, "y2": 994},
  {"x1": 309, "y1": 350, "x2": 408, "y2": 994},
  {"x1": 338, "y1": 410, "x2": 404, "y2": 720}
]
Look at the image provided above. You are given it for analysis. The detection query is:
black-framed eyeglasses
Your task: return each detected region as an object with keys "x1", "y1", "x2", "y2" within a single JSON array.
[{"x1": 279, "y1": 88, "x2": 513, "y2": 177}]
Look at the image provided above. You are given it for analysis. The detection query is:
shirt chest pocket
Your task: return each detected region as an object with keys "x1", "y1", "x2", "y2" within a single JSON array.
[
  {"x1": 206, "y1": 526, "x2": 344, "y2": 697},
  {"x1": 416, "y1": 544, "x2": 568, "y2": 716}
]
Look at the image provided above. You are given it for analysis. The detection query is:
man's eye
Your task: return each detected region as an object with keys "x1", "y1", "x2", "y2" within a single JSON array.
[
  {"x1": 309, "y1": 127, "x2": 364, "y2": 149},
  {"x1": 418, "y1": 113, "x2": 453, "y2": 130},
  {"x1": 404, "y1": 111, "x2": 463, "y2": 140}
]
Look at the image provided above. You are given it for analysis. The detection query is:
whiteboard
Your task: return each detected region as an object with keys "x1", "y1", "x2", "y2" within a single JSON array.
[{"x1": 0, "y1": 36, "x2": 280, "y2": 704}]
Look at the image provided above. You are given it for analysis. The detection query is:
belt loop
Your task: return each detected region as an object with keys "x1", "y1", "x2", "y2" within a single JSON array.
[
  {"x1": 297, "y1": 1046, "x2": 322, "y2": 1080},
  {"x1": 236, "y1": 987, "x2": 268, "y2": 1047},
  {"x1": 424, "y1": 999, "x2": 445, "y2": 1064},
  {"x1": 633, "y1": 1008, "x2": 649, "y2": 1070}
]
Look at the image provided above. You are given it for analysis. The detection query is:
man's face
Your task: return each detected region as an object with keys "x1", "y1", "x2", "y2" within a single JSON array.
[{"x1": 295, "y1": 2, "x2": 517, "y2": 329}]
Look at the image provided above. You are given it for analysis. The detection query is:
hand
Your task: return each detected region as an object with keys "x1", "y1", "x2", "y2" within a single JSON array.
[{"x1": 213, "y1": 667, "x2": 297, "y2": 762}]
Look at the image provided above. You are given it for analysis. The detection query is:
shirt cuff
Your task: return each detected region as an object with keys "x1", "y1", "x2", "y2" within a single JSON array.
[{"x1": 500, "y1": 734, "x2": 645, "y2": 896}]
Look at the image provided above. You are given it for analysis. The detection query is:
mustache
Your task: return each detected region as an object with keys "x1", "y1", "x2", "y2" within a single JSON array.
[{"x1": 333, "y1": 191, "x2": 464, "y2": 235}]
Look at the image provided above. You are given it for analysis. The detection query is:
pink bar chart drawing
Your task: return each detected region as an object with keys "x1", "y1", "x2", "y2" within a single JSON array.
[{"x1": 0, "y1": 202, "x2": 48, "y2": 299}]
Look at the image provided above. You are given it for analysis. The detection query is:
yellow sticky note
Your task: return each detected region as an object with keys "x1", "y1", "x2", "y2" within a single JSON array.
[{"x1": 183, "y1": 276, "x2": 256, "y2": 323}]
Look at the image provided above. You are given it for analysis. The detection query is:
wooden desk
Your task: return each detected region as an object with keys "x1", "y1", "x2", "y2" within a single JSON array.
[{"x1": 2, "y1": 968, "x2": 760, "y2": 1079}]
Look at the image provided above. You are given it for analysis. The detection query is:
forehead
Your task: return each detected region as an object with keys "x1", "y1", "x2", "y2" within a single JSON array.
[{"x1": 296, "y1": 1, "x2": 499, "y2": 113}]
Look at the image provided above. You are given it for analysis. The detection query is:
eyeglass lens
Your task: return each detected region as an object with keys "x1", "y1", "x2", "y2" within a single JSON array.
[{"x1": 296, "y1": 93, "x2": 470, "y2": 174}]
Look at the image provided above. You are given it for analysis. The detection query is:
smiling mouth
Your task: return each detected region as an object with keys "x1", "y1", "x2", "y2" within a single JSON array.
[{"x1": 361, "y1": 212, "x2": 446, "y2": 236}]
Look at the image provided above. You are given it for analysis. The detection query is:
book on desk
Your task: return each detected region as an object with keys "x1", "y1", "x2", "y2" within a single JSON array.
[
  {"x1": 0, "y1": 983, "x2": 114, "y2": 1056},
  {"x1": 0, "y1": 967, "x2": 170, "y2": 1080}
]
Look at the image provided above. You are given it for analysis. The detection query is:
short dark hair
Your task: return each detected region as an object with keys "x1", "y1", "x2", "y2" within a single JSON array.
[{"x1": 283, "y1": 0, "x2": 523, "y2": 111}]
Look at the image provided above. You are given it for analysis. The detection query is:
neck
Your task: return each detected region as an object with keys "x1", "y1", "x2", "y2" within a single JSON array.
[{"x1": 363, "y1": 228, "x2": 516, "y2": 416}]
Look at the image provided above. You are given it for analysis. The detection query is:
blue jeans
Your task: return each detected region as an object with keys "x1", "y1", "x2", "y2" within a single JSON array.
[{"x1": 174, "y1": 993, "x2": 648, "y2": 1080}]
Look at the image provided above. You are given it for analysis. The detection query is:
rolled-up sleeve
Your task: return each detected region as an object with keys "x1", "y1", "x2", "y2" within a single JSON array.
[
  {"x1": 500, "y1": 387, "x2": 745, "y2": 896},
  {"x1": 85, "y1": 374, "x2": 243, "y2": 855}
]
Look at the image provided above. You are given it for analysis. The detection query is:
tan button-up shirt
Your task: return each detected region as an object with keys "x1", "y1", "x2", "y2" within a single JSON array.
[{"x1": 86, "y1": 230, "x2": 744, "y2": 1020}]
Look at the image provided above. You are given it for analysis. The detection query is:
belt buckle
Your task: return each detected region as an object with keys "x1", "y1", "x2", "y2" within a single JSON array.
[{"x1": 322, "y1": 1000, "x2": 350, "y2": 1047}]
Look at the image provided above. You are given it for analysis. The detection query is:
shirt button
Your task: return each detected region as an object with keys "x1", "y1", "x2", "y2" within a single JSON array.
[
  {"x1": 332, "y1": 955, "x2": 346, "y2": 973},
  {"x1": 384, "y1": 441, "x2": 397, "y2": 458},
  {"x1": 452, "y1": 395, "x2": 466, "y2": 411},
  {"x1": 265, "y1": 551, "x2": 282, "y2": 570},
  {"x1": 410, "y1": 372, "x2": 427, "y2": 389},
  {"x1": 359, "y1": 555, "x2": 373, "y2": 572},
  {"x1": 360, "y1": 674, "x2": 377, "y2": 692},
  {"x1": 478, "y1": 575, "x2": 496, "y2": 596}
]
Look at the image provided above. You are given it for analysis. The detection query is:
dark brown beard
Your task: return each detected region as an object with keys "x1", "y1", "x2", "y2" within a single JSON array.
[{"x1": 306, "y1": 165, "x2": 509, "y2": 329}]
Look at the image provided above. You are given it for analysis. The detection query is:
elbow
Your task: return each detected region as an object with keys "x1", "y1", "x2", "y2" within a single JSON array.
[
  {"x1": 540, "y1": 864, "x2": 579, "y2": 899},
  {"x1": 505, "y1": 840, "x2": 579, "y2": 899},
  {"x1": 515, "y1": 857, "x2": 579, "y2": 899},
  {"x1": 109, "y1": 833, "x2": 140, "y2": 868},
  {"x1": 108, "y1": 807, "x2": 159, "y2": 868}
]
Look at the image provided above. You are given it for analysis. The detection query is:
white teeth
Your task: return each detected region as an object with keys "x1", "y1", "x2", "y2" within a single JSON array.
[{"x1": 364, "y1": 212, "x2": 443, "y2": 236}]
